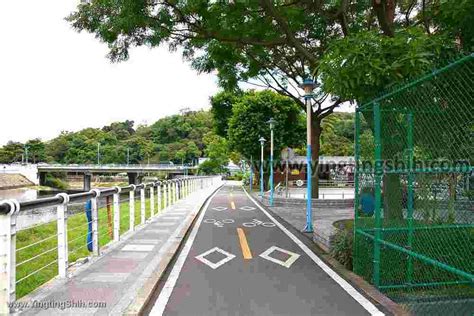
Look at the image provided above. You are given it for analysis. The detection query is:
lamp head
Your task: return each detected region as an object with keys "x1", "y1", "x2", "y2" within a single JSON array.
[
  {"x1": 266, "y1": 118, "x2": 276, "y2": 130},
  {"x1": 258, "y1": 137, "x2": 266, "y2": 145},
  {"x1": 300, "y1": 78, "x2": 316, "y2": 96}
]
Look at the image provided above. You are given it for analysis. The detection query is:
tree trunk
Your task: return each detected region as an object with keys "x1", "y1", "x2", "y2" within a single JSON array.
[
  {"x1": 311, "y1": 117, "x2": 322, "y2": 199},
  {"x1": 372, "y1": 0, "x2": 396, "y2": 36}
]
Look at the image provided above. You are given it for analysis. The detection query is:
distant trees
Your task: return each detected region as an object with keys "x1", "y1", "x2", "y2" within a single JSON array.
[{"x1": 0, "y1": 110, "x2": 214, "y2": 165}]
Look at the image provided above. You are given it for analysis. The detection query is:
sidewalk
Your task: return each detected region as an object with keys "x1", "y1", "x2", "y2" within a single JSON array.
[
  {"x1": 253, "y1": 192, "x2": 353, "y2": 251},
  {"x1": 15, "y1": 183, "x2": 222, "y2": 315}
]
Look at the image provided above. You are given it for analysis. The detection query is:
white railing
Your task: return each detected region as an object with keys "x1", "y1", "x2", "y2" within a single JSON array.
[{"x1": 0, "y1": 176, "x2": 221, "y2": 315}]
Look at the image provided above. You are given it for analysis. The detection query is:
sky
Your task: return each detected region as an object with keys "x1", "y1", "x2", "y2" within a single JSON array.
[
  {"x1": 0, "y1": 0, "x2": 353, "y2": 147},
  {"x1": 0, "y1": 0, "x2": 220, "y2": 146}
]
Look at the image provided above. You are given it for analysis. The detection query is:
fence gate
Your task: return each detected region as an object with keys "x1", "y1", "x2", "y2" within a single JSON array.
[{"x1": 353, "y1": 54, "x2": 473, "y2": 315}]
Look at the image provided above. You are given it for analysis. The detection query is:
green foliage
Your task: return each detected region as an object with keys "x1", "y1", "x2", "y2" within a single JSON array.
[
  {"x1": 227, "y1": 90, "x2": 305, "y2": 161},
  {"x1": 198, "y1": 159, "x2": 226, "y2": 175},
  {"x1": 330, "y1": 226, "x2": 353, "y2": 270},
  {"x1": 211, "y1": 91, "x2": 241, "y2": 137},
  {"x1": 0, "y1": 110, "x2": 214, "y2": 165},
  {"x1": 43, "y1": 175, "x2": 68, "y2": 190},
  {"x1": 319, "y1": 28, "x2": 456, "y2": 103}
]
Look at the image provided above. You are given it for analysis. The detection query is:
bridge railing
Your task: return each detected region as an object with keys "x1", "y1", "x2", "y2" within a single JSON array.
[
  {"x1": 37, "y1": 163, "x2": 198, "y2": 170},
  {"x1": 0, "y1": 176, "x2": 221, "y2": 314}
]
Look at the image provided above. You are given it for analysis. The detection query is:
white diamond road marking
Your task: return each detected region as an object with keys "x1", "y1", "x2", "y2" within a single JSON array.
[
  {"x1": 122, "y1": 244, "x2": 155, "y2": 252},
  {"x1": 259, "y1": 246, "x2": 300, "y2": 268},
  {"x1": 222, "y1": 219, "x2": 235, "y2": 224},
  {"x1": 195, "y1": 247, "x2": 236, "y2": 269},
  {"x1": 204, "y1": 218, "x2": 217, "y2": 224},
  {"x1": 212, "y1": 206, "x2": 228, "y2": 211},
  {"x1": 262, "y1": 222, "x2": 276, "y2": 227},
  {"x1": 239, "y1": 206, "x2": 256, "y2": 211}
]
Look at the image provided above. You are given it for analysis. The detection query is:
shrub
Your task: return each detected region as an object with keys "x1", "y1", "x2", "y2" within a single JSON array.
[{"x1": 331, "y1": 228, "x2": 353, "y2": 270}]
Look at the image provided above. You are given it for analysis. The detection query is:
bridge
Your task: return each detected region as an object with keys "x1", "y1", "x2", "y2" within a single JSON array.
[{"x1": 36, "y1": 164, "x2": 198, "y2": 190}]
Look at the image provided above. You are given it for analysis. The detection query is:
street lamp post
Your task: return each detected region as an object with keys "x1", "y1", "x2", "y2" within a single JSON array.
[
  {"x1": 249, "y1": 156, "x2": 253, "y2": 192},
  {"x1": 258, "y1": 137, "x2": 266, "y2": 198},
  {"x1": 301, "y1": 78, "x2": 316, "y2": 233},
  {"x1": 97, "y1": 143, "x2": 101, "y2": 165},
  {"x1": 267, "y1": 118, "x2": 276, "y2": 206}
]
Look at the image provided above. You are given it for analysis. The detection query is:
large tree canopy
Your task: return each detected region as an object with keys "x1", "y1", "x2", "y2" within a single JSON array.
[{"x1": 66, "y1": 0, "x2": 471, "y2": 196}]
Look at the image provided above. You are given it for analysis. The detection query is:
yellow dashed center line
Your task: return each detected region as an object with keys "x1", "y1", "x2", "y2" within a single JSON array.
[
  {"x1": 231, "y1": 201, "x2": 236, "y2": 210},
  {"x1": 237, "y1": 228, "x2": 253, "y2": 259}
]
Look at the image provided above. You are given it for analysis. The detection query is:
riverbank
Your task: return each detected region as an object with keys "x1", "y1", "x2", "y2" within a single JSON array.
[{"x1": 0, "y1": 174, "x2": 34, "y2": 190}]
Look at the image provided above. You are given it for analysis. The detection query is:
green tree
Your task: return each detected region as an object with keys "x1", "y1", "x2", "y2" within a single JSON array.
[
  {"x1": 227, "y1": 90, "x2": 305, "y2": 186},
  {"x1": 26, "y1": 139, "x2": 46, "y2": 163}
]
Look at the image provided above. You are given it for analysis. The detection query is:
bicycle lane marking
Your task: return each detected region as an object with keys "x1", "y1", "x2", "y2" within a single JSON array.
[
  {"x1": 243, "y1": 189, "x2": 384, "y2": 316},
  {"x1": 149, "y1": 187, "x2": 221, "y2": 316}
]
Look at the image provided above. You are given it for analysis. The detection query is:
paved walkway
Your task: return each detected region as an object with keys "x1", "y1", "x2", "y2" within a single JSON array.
[
  {"x1": 148, "y1": 183, "x2": 382, "y2": 316},
  {"x1": 16, "y1": 183, "x2": 221, "y2": 315},
  {"x1": 257, "y1": 192, "x2": 353, "y2": 251}
]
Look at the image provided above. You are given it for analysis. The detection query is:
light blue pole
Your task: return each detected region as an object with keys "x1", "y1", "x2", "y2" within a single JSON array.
[
  {"x1": 267, "y1": 119, "x2": 276, "y2": 207},
  {"x1": 249, "y1": 156, "x2": 253, "y2": 192},
  {"x1": 259, "y1": 137, "x2": 266, "y2": 198},
  {"x1": 302, "y1": 79, "x2": 314, "y2": 233}
]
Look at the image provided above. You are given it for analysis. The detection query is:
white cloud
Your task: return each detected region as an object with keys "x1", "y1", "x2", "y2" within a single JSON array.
[{"x1": 0, "y1": 0, "x2": 219, "y2": 145}]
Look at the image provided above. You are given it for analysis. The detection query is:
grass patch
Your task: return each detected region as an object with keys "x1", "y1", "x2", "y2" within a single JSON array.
[{"x1": 16, "y1": 191, "x2": 169, "y2": 298}]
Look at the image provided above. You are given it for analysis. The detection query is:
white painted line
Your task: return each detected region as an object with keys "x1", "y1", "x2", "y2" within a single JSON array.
[
  {"x1": 212, "y1": 206, "x2": 227, "y2": 211},
  {"x1": 162, "y1": 216, "x2": 182, "y2": 220},
  {"x1": 122, "y1": 244, "x2": 155, "y2": 252},
  {"x1": 244, "y1": 189, "x2": 384, "y2": 316},
  {"x1": 239, "y1": 206, "x2": 256, "y2": 211},
  {"x1": 262, "y1": 222, "x2": 276, "y2": 228},
  {"x1": 150, "y1": 188, "x2": 221, "y2": 316},
  {"x1": 204, "y1": 218, "x2": 217, "y2": 224},
  {"x1": 195, "y1": 247, "x2": 236, "y2": 269},
  {"x1": 153, "y1": 222, "x2": 175, "y2": 227},
  {"x1": 222, "y1": 219, "x2": 235, "y2": 224},
  {"x1": 82, "y1": 273, "x2": 129, "y2": 283},
  {"x1": 242, "y1": 222, "x2": 257, "y2": 228},
  {"x1": 259, "y1": 246, "x2": 300, "y2": 268}
]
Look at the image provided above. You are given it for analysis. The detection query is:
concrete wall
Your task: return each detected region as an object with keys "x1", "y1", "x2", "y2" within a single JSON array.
[{"x1": 0, "y1": 164, "x2": 39, "y2": 185}]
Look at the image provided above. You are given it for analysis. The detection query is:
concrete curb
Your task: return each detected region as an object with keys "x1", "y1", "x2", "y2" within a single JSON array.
[
  {"x1": 123, "y1": 184, "x2": 223, "y2": 315},
  {"x1": 245, "y1": 187, "x2": 409, "y2": 316}
]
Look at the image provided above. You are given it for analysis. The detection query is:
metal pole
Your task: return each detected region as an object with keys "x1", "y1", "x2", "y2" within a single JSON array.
[
  {"x1": 407, "y1": 113, "x2": 414, "y2": 285},
  {"x1": 91, "y1": 189, "x2": 101, "y2": 256},
  {"x1": 249, "y1": 157, "x2": 253, "y2": 192},
  {"x1": 270, "y1": 128, "x2": 274, "y2": 206},
  {"x1": 56, "y1": 193, "x2": 69, "y2": 278},
  {"x1": 260, "y1": 143, "x2": 264, "y2": 198},
  {"x1": 353, "y1": 111, "x2": 361, "y2": 272},
  {"x1": 373, "y1": 103, "x2": 382, "y2": 287},
  {"x1": 140, "y1": 186, "x2": 146, "y2": 224},
  {"x1": 0, "y1": 200, "x2": 20, "y2": 314},
  {"x1": 150, "y1": 185, "x2": 155, "y2": 217},
  {"x1": 285, "y1": 148, "x2": 289, "y2": 199},
  {"x1": 129, "y1": 185, "x2": 136, "y2": 231},
  {"x1": 113, "y1": 187, "x2": 121, "y2": 242},
  {"x1": 157, "y1": 182, "x2": 162, "y2": 213},
  {"x1": 97, "y1": 143, "x2": 100, "y2": 165},
  {"x1": 24, "y1": 146, "x2": 28, "y2": 164},
  {"x1": 304, "y1": 96, "x2": 313, "y2": 232},
  {"x1": 127, "y1": 147, "x2": 130, "y2": 165}
]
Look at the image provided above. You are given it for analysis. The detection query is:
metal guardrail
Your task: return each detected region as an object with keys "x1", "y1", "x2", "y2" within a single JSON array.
[
  {"x1": 36, "y1": 163, "x2": 198, "y2": 171},
  {"x1": 0, "y1": 176, "x2": 220, "y2": 314}
]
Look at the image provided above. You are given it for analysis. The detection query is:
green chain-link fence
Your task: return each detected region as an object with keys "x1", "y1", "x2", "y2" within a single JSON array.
[{"x1": 354, "y1": 54, "x2": 474, "y2": 315}]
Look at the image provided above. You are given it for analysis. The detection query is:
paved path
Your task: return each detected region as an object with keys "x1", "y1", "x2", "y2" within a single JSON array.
[
  {"x1": 148, "y1": 183, "x2": 383, "y2": 316},
  {"x1": 17, "y1": 183, "x2": 221, "y2": 315}
]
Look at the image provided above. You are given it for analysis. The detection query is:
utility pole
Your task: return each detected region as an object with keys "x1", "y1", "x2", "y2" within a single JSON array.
[
  {"x1": 127, "y1": 147, "x2": 130, "y2": 165},
  {"x1": 97, "y1": 143, "x2": 100, "y2": 165},
  {"x1": 24, "y1": 145, "x2": 29, "y2": 164}
]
